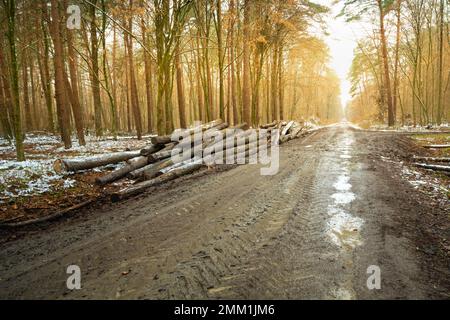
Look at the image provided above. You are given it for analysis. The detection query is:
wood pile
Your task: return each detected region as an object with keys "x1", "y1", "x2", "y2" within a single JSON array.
[{"x1": 53, "y1": 119, "x2": 313, "y2": 201}]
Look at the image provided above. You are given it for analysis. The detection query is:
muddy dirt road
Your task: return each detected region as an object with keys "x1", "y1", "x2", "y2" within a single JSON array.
[{"x1": 0, "y1": 124, "x2": 449, "y2": 299}]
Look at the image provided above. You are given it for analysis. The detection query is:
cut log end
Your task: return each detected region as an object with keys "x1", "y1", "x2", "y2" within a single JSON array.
[{"x1": 53, "y1": 159, "x2": 66, "y2": 174}]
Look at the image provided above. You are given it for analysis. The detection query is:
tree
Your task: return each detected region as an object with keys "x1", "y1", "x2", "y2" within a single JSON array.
[
  {"x1": 436, "y1": 0, "x2": 444, "y2": 124},
  {"x1": 49, "y1": 0, "x2": 72, "y2": 149},
  {"x1": 341, "y1": 0, "x2": 396, "y2": 126},
  {"x1": 0, "y1": 0, "x2": 356, "y2": 143},
  {"x1": 3, "y1": 0, "x2": 25, "y2": 160},
  {"x1": 242, "y1": 0, "x2": 251, "y2": 125},
  {"x1": 90, "y1": 0, "x2": 103, "y2": 136},
  {"x1": 125, "y1": 0, "x2": 142, "y2": 139}
]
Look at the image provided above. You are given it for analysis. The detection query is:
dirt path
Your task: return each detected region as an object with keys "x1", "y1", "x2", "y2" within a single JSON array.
[{"x1": 0, "y1": 124, "x2": 448, "y2": 299}]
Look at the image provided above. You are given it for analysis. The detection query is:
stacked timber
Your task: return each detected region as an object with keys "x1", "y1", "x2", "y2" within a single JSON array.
[{"x1": 53, "y1": 119, "x2": 313, "y2": 202}]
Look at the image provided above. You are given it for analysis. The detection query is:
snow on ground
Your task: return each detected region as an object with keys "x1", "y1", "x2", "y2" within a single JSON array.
[
  {"x1": 0, "y1": 159, "x2": 65, "y2": 203},
  {"x1": 380, "y1": 156, "x2": 449, "y2": 206},
  {"x1": 0, "y1": 133, "x2": 152, "y2": 203},
  {"x1": 368, "y1": 124, "x2": 450, "y2": 132}
]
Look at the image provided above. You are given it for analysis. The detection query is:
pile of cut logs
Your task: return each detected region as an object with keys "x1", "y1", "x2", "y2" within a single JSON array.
[
  {"x1": 53, "y1": 119, "x2": 312, "y2": 201},
  {"x1": 413, "y1": 156, "x2": 450, "y2": 175}
]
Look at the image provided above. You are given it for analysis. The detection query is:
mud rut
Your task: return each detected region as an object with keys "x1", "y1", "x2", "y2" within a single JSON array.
[{"x1": 0, "y1": 124, "x2": 448, "y2": 299}]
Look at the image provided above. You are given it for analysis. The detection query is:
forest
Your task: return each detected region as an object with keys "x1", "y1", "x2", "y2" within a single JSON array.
[
  {"x1": 345, "y1": 0, "x2": 449, "y2": 127},
  {"x1": 0, "y1": 0, "x2": 449, "y2": 301},
  {"x1": 0, "y1": 0, "x2": 344, "y2": 162}
]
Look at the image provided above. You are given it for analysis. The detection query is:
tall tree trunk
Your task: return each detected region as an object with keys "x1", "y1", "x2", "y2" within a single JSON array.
[
  {"x1": 29, "y1": 55, "x2": 38, "y2": 129},
  {"x1": 112, "y1": 24, "x2": 120, "y2": 131},
  {"x1": 229, "y1": 0, "x2": 238, "y2": 125},
  {"x1": 437, "y1": 0, "x2": 444, "y2": 124},
  {"x1": 49, "y1": 0, "x2": 72, "y2": 149},
  {"x1": 4, "y1": 0, "x2": 24, "y2": 160},
  {"x1": 66, "y1": 16, "x2": 86, "y2": 146},
  {"x1": 392, "y1": 0, "x2": 402, "y2": 124},
  {"x1": 195, "y1": 41, "x2": 204, "y2": 122},
  {"x1": 90, "y1": 0, "x2": 103, "y2": 136},
  {"x1": 378, "y1": 0, "x2": 395, "y2": 127},
  {"x1": 141, "y1": 19, "x2": 154, "y2": 133},
  {"x1": 175, "y1": 45, "x2": 187, "y2": 128},
  {"x1": 38, "y1": 9, "x2": 55, "y2": 133},
  {"x1": 100, "y1": 0, "x2": 117, "y2": 139},
  {"x1": 242, "y1": 0, "x2": 251, "y2": 125},
  {"x1": 127, "y1": 0, "x2": 142, "y2": 139},
  {"x1": 216, "y1": 0, "x2": 225, "y2": 120},
  {"x1": 278, "y1": 45, "x2": 284, "y2": 120},
  {"x1": 21, "y1": 51, "x2": 33, "y2": 131},
  {"x1": 271, "y1": 46, "x2": 278, "y2": 121},
  {"x1": 0, "y1": 46, "x2": 13, "y2": 139}
]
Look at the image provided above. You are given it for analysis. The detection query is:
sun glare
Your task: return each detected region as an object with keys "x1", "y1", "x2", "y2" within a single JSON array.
[{"x1": 315, "y1": 0, "x2": 359, "y2": 111}]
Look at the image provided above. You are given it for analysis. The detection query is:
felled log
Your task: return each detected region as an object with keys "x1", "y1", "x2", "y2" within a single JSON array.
[
  {"x1": 280, "y1": 125, "x2": 303, "y2": 143},
  {"x1": 150, "y1": 119, "x2": 224, "y2": 145},
  {"x1": 95, "y1": 156, "x2": 150, "y2": 185},
  {"x1": 150, "y1": 135, "x2": 172, "y2": 146},
  {"x1": 233, "y1": 122, "x2": 250, "y2": 131},
  {"x1": 281, "y1": 121, "x2": 295, "y2": 136},
  {"x1": 127, "y1": 161, "x2": 159, "y2": 180},
  {"x1": 141, "y1": 158, "x2": 176, "y2": 181},
  {"x1": 141, "y1": 123, "x2": 235, "y2": 181},
  {"x1": 423, "y1": 144, "x2": 450, "y2": 149},
  {"x1": 53, "y1": 151, "x2": 141, "y2": 173},
  {"x1": 260, "y1": 121, "x2": 278, "y2": 129},
  {"x1": 176, "y1": 122, "x2": 230, "y2": 150},
  {"x1": 111, "y1": 161, "x2": 204, "y2": 202},
  {"x1": 148, "y1": 149, "x2": 174, "y2": 163},
  {"x1": 412, "y1": 156, "x2": 450, "y2": 163},
  {"x1": 277, "y1": 121, "x2": 288, "y2": 130},
  {"x1": 139, "y1": 144, "x2": 165, "y2": 156},
  {"x1": 414, "y1": 163, "x2": 450, "y2": 172},
  {"x1": 213, "y1": 140, "x2": 260, "y2": 163}
]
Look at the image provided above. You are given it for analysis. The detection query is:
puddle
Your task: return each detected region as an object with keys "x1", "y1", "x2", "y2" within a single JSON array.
[
  {"x1": 326, "y1": 130, "x2": 364, "y2": 248},
  {"x1": 333, "y1": 175, "x2": 352, "y2": 192},
  {"x1": 331, "y1": 192, "x2": 355, "y2": 205},
  {"x1": 327, "y1": 211, "x2": 364, "y2": 248},
  {"x1": 325, "y1": 129, "x2": 364, "y2": 299}
]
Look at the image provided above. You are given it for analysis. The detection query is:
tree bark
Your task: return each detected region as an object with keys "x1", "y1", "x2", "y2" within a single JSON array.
[
  {"x1": 141, "y1": 18, "x2": 155, "y2": 133},
  {"x1": 242, "y1": 0, "x2": 251, "y2": 125},
  {"x1": 414, "y1": 163, "x2": 450, "y2": 172},
  {"x1": 0, "y1": 46, "x2": 13, "y2": 139},
  {"x1": 66, "y1": 18, "x2": 86, "y2": 146},
  {"x1": 49, "y1": 0, "x2": 72, "y2": 149},
  {"x1": 90, "y1": 0, "x2": 103, "y2": 136},
  {"x1": 392, "y1": 0, "x2": 402, "y2": 124},
  {"x1": 38, "y1": 9, "x2": 55, "y2": 133},
  {"x1": 175, "y1": 44, "x2": 187, "y2": 128},
  {"x1": 54, "y1": 151, "x2": 142, "y2": 173},
  {"x1": 437, "y1": 0, "x2": 444, "y2": 124},
  {"x1": 111, "y1": 162, "x2": 203, "y2": 202},
  {"x1": 378, "y1": 0, "x2": 395, "y2": 127},
  {"x1": 126, "y1": 0, "x2": 143, "y2": 140},
  {"x1": 96, "y1": 156, "x2": 151, "y2": 185}
]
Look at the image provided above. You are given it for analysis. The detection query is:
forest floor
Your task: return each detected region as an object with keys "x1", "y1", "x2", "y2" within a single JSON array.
[
  {"x1": 0, "y1": 124, "x2": 449, "y2": 299},
  {"x1": 0, "y1": 134, "x2": 152, "y2": 224}
]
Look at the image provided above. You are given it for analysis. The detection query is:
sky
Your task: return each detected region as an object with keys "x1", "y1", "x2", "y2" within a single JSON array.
[{"x1": 313, "y1": 0, "x2": 360, "y2": 109}]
